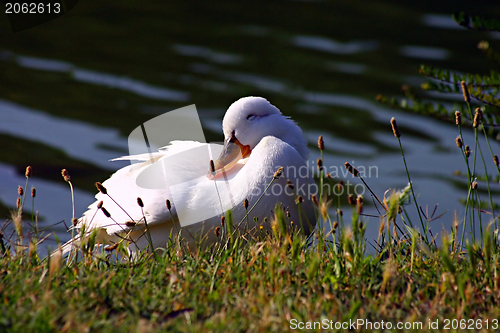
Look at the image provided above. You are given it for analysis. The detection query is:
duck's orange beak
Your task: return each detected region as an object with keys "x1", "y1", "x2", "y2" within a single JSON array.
[{"x1": 208, "y1": 135, "x2": 251, "y2": 179}]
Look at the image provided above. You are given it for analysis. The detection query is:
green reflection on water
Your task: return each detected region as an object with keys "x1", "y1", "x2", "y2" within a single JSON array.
[{"x1": 0, "y1": 0, "x2": 500, "y2": 220}]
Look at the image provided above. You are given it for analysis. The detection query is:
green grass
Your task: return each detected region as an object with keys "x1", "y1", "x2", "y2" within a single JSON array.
[{"x1": 1, "y1": 213, "x2": 500, "y2": 332}]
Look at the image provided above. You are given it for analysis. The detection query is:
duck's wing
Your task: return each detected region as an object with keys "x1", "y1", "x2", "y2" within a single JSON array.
[
  {"x1": 76, "y1": 141, "x2": 215, "y2": 237},
  {"x1": 110, "y1": 140, "x2": 208, "y2": 162}
]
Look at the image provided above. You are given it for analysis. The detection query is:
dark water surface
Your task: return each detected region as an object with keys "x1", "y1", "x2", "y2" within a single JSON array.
[{"x1": 1, "y1": 0, "x2": 500, "y2": 249}]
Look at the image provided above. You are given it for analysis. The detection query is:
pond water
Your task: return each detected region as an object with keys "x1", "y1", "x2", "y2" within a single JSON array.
[{"x1": 1, "y1": 0, "x2": 500, "y2": 251}]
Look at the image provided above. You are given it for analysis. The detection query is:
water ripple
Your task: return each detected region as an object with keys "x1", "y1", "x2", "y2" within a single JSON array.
[
  {"x1": 4, "y1": 51, "x2": 190, "y2": 102},
  {"x1": 0, "y1": 99, "x2": 129, "y2": 170},
  {"x1": 173, "y1": 44, "x2": 243, "y2": 65},
  {"x1": 400, "y1": 45, "x2": 449, "y2": 60},
  {"x1": 292, "y1": 35, "x2": 378, "y2": 54}
]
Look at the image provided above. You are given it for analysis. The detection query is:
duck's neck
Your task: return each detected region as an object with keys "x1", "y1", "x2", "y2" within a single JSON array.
[{"x1": 276, "y1": 118, "x2": 309, "y2": 161}]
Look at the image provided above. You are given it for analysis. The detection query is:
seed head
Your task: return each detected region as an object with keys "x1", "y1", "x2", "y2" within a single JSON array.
[
  {"x1": 465, "y1": 145, "x2": 471, "y2": 158},
  {"x1": 344, "y1": 162, "x2": 359, "y2": 177},
  {"x1": 316, "y1": 158, "x2": 323, "y2": 172},
  {"x1": 337, "y1": 180, "x2": 344, "y2": 192},
  {"x1": 166, "y1": 199, "x2": 172, "y2": 211},
  {"x1": 104, "y1": 243, "x2": 119, "y2": 252},
  {"x1": 18, "y1": 186, "x2": 23, "y2": 197},
  {"x1": 101, "y1": 207, "x2": 111, "y2": 218},
  {"x1": 348, "y1": 194, "x2": 356, "y2": 206},
  {"x1": 137, "y1": 197, "x2": 144, "y2": 208},
  {"x1": 286, "y1": 180, "x2": 294, "y2": 190},
  {"x1": 356, "y1": 195, "x2": 363, "y2": 214},
  {"x1": 456, "y1": 136, "x2": 463, "y2": 148},
  {"x1": 461, "y1": 81, "x2": 470, "y2": 103},
  {"x1": 209, "y1": 159, "x2": 215, "y2": 174},
  {"x1": 49, "y1": 247, "x2": 62, "y2": 277},
  {"x1": 333, "y1": 221, "x2": 338, "y2": 230},
  {"x1": 95, "y1": 182, "x2": 107, "y2": 195},
  {"x1": 243, "y1": 198, "x2": 249, "y2": 209},
  {"x1": 317, "y1": 135, "x2": 324, "y2": 151},
  {"x1": 312, "y1": 194, "x2": 319, "y2": 206},
  {"x1": 494, "y1": 155, "x2": 499, "y2": 167},
  {"x1": 390, "y1": 117, "x2": 401, "y2": 138},
  {"x1": 472, "y1": 181, "x2": 478, "y2": 190},
  {"x1": 286, "y1": 210, "x2": 291, "y2": 218},
  {"x1": 319, "y1": 197, "x2": 329, "y2": 220},
  {"x1": 337, "y1": 208, "x2": 343, "y2": 217},
  {"x1": 97, "y1": 200, "x2": 103, "y2": 209},
  {"x1": 215, "y1": 226, "x2": 221, "y2": 237},
  {"x1": 125, "y1": 221, "x2": 137, "y2": 227},
  {"x1": 61, "y1": 169, "x2": 71, "y2": 182},
  {"x1": 31, "y1": 187, "x2": 36, "y2": 198},
  {"x1": 296, "y1": 196, "x2": 303, "y2": 204},
  {"x1": 473, "y1": 108, "x2": 482, "y2": 128},
  {"x1": 16, "y1": 197, "x2": 21, "y2": 209},
  {"x1": 455, "y1": 111, "x2": 461, "y2": 126},
  {"x1": 273, "y1": 167, "x2": 283, "y2": 179},
  {"x1": 25, "y1": 166, "x2": 32, "y2": 178},
  {"x1": 478, "y1": 40, "x2": 489, "y2": 51},
  {"x1": 220, "y1": 215, "x2": 225, "y2": 226},
  {"x1": 72, "y1": 218, "x2": 78, "y2": 226},
  {"x1": 326, "y1": 173, "x2": 332, "y2": 179}
]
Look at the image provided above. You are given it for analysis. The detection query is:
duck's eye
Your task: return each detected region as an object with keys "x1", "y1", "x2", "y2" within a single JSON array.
[{"x1": 246, "y1": 114, "x2": 256, "y2": 121}]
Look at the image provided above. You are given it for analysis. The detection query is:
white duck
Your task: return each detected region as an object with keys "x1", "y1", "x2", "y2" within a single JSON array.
[{"x1": 64, "y1": 97, "x2": 316, "y2": 255}]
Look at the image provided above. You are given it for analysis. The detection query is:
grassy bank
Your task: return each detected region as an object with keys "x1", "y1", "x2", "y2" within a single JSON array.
[{"x1": 1, "y1": 210, "x2": 499, "y2": 332}]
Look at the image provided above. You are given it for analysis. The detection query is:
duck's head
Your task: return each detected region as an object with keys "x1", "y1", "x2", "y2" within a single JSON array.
[{"x1": 210, "y1": 96, "x2": 308, "y2": 177}]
